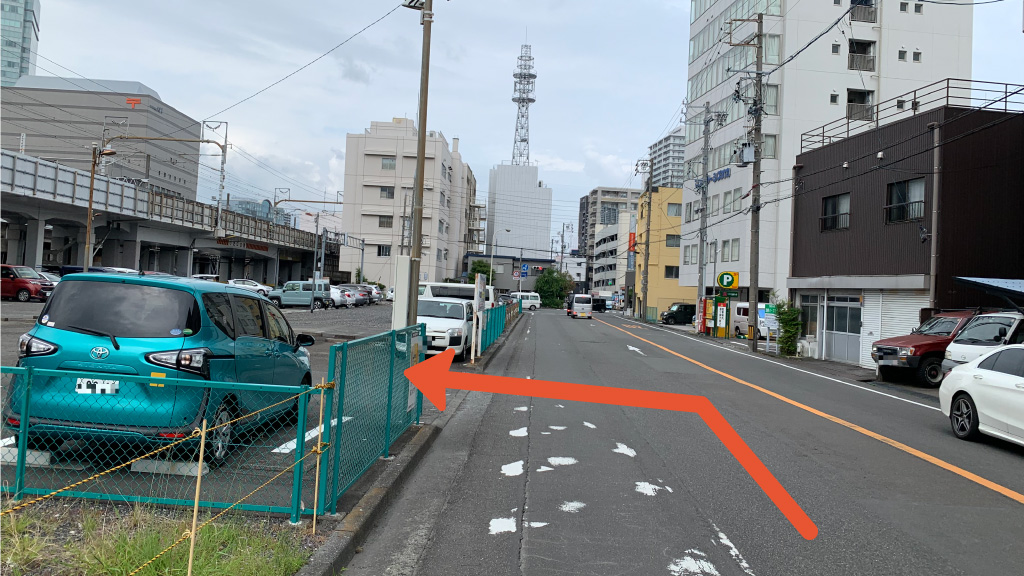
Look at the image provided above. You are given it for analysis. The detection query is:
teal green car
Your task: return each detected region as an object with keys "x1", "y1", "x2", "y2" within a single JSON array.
[
  {"x1": 7, "y1": 274, "x2": 315, "y2": 463},
  {"x1": 267, "y1": 280, "x2": 331, "y2": 309}
]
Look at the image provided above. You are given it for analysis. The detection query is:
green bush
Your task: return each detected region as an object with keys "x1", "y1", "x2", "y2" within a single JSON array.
[{"x1": 776, "y1": 300, "x2": 802, "y2": 356}]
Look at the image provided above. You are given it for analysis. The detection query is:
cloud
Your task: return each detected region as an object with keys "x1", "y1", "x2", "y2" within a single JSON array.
[{"x1": 533, "y1": 153, "x2": 584, "y2": 173}]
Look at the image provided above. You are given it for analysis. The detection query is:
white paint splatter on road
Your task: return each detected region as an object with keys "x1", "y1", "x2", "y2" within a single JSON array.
[
  {"x1": 613, "y1": 443, "x2": 637, "y2": 457},
  {"x1": 501, "y1": 460, "x2": 524, "y2": 477},
  {"x1": 509, "y1": 427, "x2": 528, "y2": 437},
  {"x1": 627, "y1": 345, "x2": 646, "y2": 356},
  {"x1": 583, "y1": 421, "x2": 597, "y2": 429},
  {"x1": 547, "y1": 457, "x2": 577, "y2": 466},
  {"x1": 489, "y1": 518, "x2": 517, "y2": 535},
  {"x1": 713, "y1": 523, "x2": 756, "y2": 575},
  {"x1": 548, "y1": 425, "x2": 567, "y2": 431},
  {"x1": 526, "y1": 522, "x2": 548, "y2": 528},
  {"x1": 558, "y1": 501, "x2": 586, "y2": 513},
  {"x1": 555, "y1": 404, "x2": 564, "y2": 408},
  {"x1": 635, "y1": 482, "x2": 670, "y2": 496},
  {"x1": 514, "y1": 406, "x2": 529, "y2": 411},
  {"x1": 542, "y1": 432, "x2": 551, "y2": 435},
  {"x1": 536, "y1": 466, "x2": 554, "y2": 472},
  {"x1": 668, "y1": 550, "x2": 721, "y2": 575}
]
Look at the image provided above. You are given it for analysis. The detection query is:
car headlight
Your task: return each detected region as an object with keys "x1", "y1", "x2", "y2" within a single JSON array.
[
  {"x1": 447, "y1": 328, "x2": 463, "y2": 337},
  {"x1": 871, "y1": 345, "x2": 877, "y2": 354},
  {"x1": 944, "y1": 350, "x2": 952, "y2": 359},
  {"x1": 898, "y1": 347, "x2": 914, "y2": 356},
  {"x1": 19, "y1": 333, "x2": 57, "y2": 357}
]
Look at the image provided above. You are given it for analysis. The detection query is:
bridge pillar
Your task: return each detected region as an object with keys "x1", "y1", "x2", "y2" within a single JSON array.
[
  {"x1": 24, "y1": 219, "x2": 46, "y2": 270},
  {"x1": 3, "y1": 224, "x2": 25, "y2": 265}
]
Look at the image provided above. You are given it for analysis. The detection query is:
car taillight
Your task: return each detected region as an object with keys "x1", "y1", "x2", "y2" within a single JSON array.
[
  {"x1": 6, "y1": 417, "x2": 19, "y2": 426},
  {"x1": 19, "y1": 334, "x2": 57, "y2": 357},
  {"x1": 146, "y1": 348, "x2": 212, "y2": 378},
  {"x1": 158, "y1": 432, "x2": 187, "y2": 439}
]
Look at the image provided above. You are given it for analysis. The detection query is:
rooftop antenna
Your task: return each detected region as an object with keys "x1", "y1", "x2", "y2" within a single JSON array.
[{"x1": 511, "y1": 44, "x2": 536, "y2": 165}]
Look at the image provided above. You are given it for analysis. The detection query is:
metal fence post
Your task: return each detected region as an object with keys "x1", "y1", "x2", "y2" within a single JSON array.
[
  {"x1": 14, "y1": 367, "x2": 32, "y2": 500},
  {"x1": 416, "y1": 324, "x2": 425, "y2": 423},
  {"x1": 382, "y1": 331, "x2": 396, "y2": 457},
  {"x1": 316, "y1": 380, "x2": 334, "y2": 516},
  {"x1": 290, "y1": 387, "x2": 310, "y2": 524},
  {"x1": 328, "y1": 343, "x2": 348, "y2": 514}
]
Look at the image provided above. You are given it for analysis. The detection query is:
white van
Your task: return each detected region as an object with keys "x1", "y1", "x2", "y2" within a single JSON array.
[
  {"x1": 941, "y1": 311, "x2": 1024, "y2": 373},
  {"x1": 419, "y1": 282, "x2": 496, "y2": 308},
  {"x1": 731, "y1": 302, "x2": 778, "y2": 340},
  {"x1": 510, "y1": 291, "x2": 542, "y2": 310},
  {"x1": 569, "y1": 293, "x2": 593, "y2": 319}
]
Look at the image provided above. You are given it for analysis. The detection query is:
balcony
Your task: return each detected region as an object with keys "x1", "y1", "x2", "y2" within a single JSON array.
[
  {"x1": 850, "y1": 5, "x2": 877, "y2": 23},
  {"x1": 819, "y1": 213, "x2": 850, "y2": 232},
  {"x1": 848, "y1": 53, "x2": 875, "y2": 72},
  {"x1": 847, "y1": 103, "x2": 875, "y2": 122},
  {"x1": 884, "y1": 201, "x2": 925, "y2": 224}
]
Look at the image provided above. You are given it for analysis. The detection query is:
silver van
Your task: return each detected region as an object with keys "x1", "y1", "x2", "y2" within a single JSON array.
[{"x1": 570, "y1": 294, "x2": 593, "y2": 319}]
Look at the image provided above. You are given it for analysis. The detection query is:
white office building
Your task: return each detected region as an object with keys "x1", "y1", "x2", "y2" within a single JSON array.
[
  {"x1": 339, "y1": 118, "x2": 481, "y2": 287},
  {"x1": 680, "y1": 0, "x2": 972, "y2": 301},
  {"x1": 649, "y1": 125, "x2": 687, "y2": 188},
  {"x1": 486, "y1": 163, "x2": 552, "y2": 260}
]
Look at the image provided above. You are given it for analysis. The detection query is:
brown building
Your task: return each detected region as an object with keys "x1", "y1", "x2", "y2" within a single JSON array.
[{"x1": 788, "y1": 91, "x2": 1023, "y2": 368}]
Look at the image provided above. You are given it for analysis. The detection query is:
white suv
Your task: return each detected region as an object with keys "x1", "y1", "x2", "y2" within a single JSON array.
[
  {"x1": 417, "y1": 297, "x2": 474, "y2": 361},
  {"x1": 942, "y1": 311, "x2": 1024, "y2": 374},
  {"x1": 227, "y1": 278, "x2": 272, "y2": 296}
]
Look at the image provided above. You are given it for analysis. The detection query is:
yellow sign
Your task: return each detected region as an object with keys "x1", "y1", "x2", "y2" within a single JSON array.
[{"x1": 717, "y1": 271, "x2": 739, "y2": 289}]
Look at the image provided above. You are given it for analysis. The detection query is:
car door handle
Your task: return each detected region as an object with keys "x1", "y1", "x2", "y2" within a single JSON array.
[
  {"x1": 1016, "y1": 384, "x2": 1024, "y2": 389},
  {"x1": 973, "y1": 374, "x2": 983, "y2": 379}
]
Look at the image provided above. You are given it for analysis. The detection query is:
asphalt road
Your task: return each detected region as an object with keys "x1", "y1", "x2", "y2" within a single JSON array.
[{"x1": 346, "y1": 309, "x2": 1024, "y2": 576}]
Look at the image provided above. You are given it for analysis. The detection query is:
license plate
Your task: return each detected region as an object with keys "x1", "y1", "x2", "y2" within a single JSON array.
[
  {"x1": 76, "y1": 378, "x2": 119, "y2": 394},
  {"x1": 878, "y1": 359, "x2": 900, "y2": 366}
]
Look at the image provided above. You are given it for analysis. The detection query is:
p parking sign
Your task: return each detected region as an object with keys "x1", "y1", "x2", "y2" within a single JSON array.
[{"x1": 717, "y1": 271, "x2": 739, "y2": 289}]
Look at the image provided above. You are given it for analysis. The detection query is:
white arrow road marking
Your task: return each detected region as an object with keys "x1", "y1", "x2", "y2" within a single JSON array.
[
  {"x1": 627, "y1": 345, "x2": 646, "y2": 356},
  {"x1": 273, "y1": 417, "x2": 352, "y2": 453}
]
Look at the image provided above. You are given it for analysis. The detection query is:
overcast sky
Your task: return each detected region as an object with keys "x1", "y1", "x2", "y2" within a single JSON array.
[{"x1": 37, "y1": 1, "x2": 1024, "y2": 247}]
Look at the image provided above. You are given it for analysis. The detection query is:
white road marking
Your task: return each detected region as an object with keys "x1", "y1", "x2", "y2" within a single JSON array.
[
  {"x1": 635, "y1": 481, "x2": 670, "y2": 496},
  {"x1": 489, "y1": 517, "x2": 516, "y2": 535},
  {"x1": 583, "y1": 422, "x2": 597, "y2": 429},
  {"x1": 526, "y1": 376, "x2": 532, "y2": 380},
  {"x1": 542, "y1": 432, "x2": 551, "y2": 435},
  {"x1": 526, "y1": 522, "x2": 548, "y2": 528},
  {"x1": 627, "y1": 345, "x2": 646, "y2": 356},
  {"x1": 527, "y1": 329, "x2": 531, "y2": 334},
  {"x1": 547, "y1": 457, "x2": 577, "y2": 466},
  {"x1": 509, "y1": 427, "x2": 528, "y2": 437},
  {"x1": 555, "y1": 404, "x2": 565, "y2": 408},
  {"x1": 514, "y1": 406, "x2": 529, "y2": 411},
  {"x1": 669, "y1": 550, "x2": 721, "y2": 576},
  {"x1": 713, "y1": 523, "x2": 756, "y2": 575},
  {"x1": 536, "y1": 466, "x2": 554, "y2": 472},
  {"x1": 501, "y1": 460, "x2": 524, "y2": 477},
  {"x1": 558, "y1": 501, "x2": 586, "y2": 513},
  {"x1": 607, "y1": 316, "x2": 939, "y2": 412},
  {"x1": 613, "y1": 443, "x2": 636, "y2": 457},
  {"x1": 548, "y1": 425, "x2": 566, "y2": 431},
  {"x1": 272, "y1": 417, "x2": 352, "y2": 453}
]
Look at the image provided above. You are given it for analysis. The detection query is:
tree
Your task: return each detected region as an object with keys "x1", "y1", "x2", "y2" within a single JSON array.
[
  {"x1": 469, "y1": 260, "x2": 495, "y2": 284},
  {"x1": 535, "y1": 268, "x2": 574, "y2": 308},
  {"x1": 354, "y1": 267, "x2": 367, "y2": 283},
  {"x1": 775, "y1": 300, "x2": 802, "y2": 356}
]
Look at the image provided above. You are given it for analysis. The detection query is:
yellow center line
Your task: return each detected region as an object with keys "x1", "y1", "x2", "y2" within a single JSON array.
[{"x1": 594, "y1": 318, "x2": 1024, "y2": 506}]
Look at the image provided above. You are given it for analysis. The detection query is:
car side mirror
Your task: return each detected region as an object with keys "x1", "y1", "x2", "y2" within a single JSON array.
[{"x1": 296, "y1": 333, "x2": 315, "y2": 347}]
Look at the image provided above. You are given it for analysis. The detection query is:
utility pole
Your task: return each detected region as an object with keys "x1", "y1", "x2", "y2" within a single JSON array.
[
  {"x1": 309, "y1": 212, "x2": 320, "y2": 313},
  {"x1": 730, "y1": 13, "x2": 765, "y2": 352},
  {"x1": 405, "y1": 0, "x2": 433, "y2": 327},
  {"x1": 560, "y1": 224, "x2": 567, "y2": 273},
  {"x1": 698, "y1": 104, "x2": 728, "y2": 305},
  {"x1": 637, "y1": 158, "x2": 654, "y2": 319},
  {"x1": 518, "y1": 247, "x2": 524, "y2": 292}
]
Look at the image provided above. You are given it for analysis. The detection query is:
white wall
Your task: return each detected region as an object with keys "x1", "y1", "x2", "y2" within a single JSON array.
[{"x1": 487, "y1": 164, "x2": 552, "y2": 260}]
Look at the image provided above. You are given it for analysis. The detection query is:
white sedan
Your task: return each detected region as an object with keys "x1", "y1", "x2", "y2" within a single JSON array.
[
  {"x1": 939, "y1": 344, "x2": 1024, "y2": 447},
  {"x1": 330, "y1": 285, "x2": 356, "y2": 308},
  {"x1": 227, "y1": 278, "x2": 272, "y2": 296},
  {"x1": 417, "y1": 297, "x2": 474, "y2": 361}
]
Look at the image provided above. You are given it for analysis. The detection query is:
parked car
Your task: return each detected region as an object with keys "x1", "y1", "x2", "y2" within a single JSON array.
[
  {"x1": 661, "y1": 302, "x2": 696, "y2": 325},
  {"x1": 228, "y1": 278, "x2": 272, "y2": 296},
  {"x1": 732, "y1": 303, "x2": 778, "y2": 340},
  {"x1": 419, "y1": 282, "x2": 496, "y2": 308},
  {"x1": 509, "y1": 291, "x2": 542, "y2": 311},
  {"x1": 268, "y1": 281, "x2": 331, "y2": 309},
  {"x1": 417, "y1": 297, "x2": 474, "y2": 361},
  {"x1": 871, "y1": 310, "x2": 978, "y2": 386},
  {"x1": 941, "y1": 311, "x2": 1024, "y2": 375},
  {"x1": 330, "y1": 285, "x2": 355, "y2": 308},
  {"x1": 141, "y1": 271, "x2": 173, "y2": 276},
  {"x1": 40, "y1": 272, "x2": 62, "y2": 285},
  {"x1": 337, "y1": 284, "x2": 369, "y2": 306},
  {"x1": 497, "y1": 294, "x2": 516, "y2": 305},
  {"x1": 360, "y1": 284, "x2": 383, "y2": 304},
  {"x1": 191, "y1": 274, "x2": 221, "y2": 282},
  {"x1": 6, "y1": 274, "x2": 315, "y2": 463},
  {"x1": 386, "y1": 286, "x2": 395, "y2": 301},
  {"x1": 58, "y1": 265, "x2": 118, "y2": 276},
  {"x1": 592, "y1": 297, "x2": 607, "y2": 313},
  {"x1": 106, "y1": 267, "x2": 139, "y2": 274},
  {"x1": 939, "y1": 344, "x2": 1024, "y2": 448},
  {"x1": 1, "y1": 264, "x2": 55, "y2": 302}
]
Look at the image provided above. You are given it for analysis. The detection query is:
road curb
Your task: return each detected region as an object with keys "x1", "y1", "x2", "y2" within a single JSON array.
[{"x1": 294, "y1": 388, "x2": 471, "y2": 576}]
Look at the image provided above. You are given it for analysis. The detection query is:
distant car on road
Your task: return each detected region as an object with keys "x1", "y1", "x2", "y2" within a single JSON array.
[
  {"x1": 418, "y1": 297, "x2": 474, "y2": 361},
  {"x1": 939, "y1": 344, "x2": 1024, "y2": 448},
  {"x1": 228, "y1": 278, "x2": 272, "y2": 296},
  {"x1": 1, "y1": 264, "x2": 55, "y2": 302},
  {"x1": 871, "y1": 310, "x2": 977, "y2": 386}
]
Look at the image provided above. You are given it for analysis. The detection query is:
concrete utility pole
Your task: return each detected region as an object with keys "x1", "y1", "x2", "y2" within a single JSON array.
[
  {"x1": 637, "y1": 158, "x2": 654, "y2": 319},
  {"x1": 83, "y1": 143, "x2": 116, "y2": 267},
  {"x1": 927, "y1": 121, "x2": 942, "y2": 309},
  {"x1": 405, "y1": 0, "x2": 434, "y2": 328},
  {"x1": 698, "y1": 104, "x2": 729, "y2": 304}
]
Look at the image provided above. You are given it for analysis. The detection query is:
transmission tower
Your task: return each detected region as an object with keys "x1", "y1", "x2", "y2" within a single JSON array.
[{"x1": 511, "y1": 44, "x2": 536, "y2": 165}]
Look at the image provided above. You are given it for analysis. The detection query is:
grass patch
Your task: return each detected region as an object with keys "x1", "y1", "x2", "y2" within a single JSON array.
[{"x1": 1, "y1": 500, "x2": 312, "y2": 576}]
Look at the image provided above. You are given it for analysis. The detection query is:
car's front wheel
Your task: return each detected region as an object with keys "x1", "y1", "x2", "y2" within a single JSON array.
[
  {"x1": 666, "y1": 317, "x2": 676, "y2": 325},
  {"x1": 258, "y1": 289, "x2": 268, "y2": 296},
  {"x1": 312, "y1": 299, "x2": 325, "y2": 310},
  {"x1": 16, "y1": 289, "x2": 31, "y2": 302},
  {"x1": 950, "y1": 394, "x2": 980, "y2": 440},
  {"x1": 917, "y1": 357, "x2": 944, "y2": 387},
  {"x1": 270, "y1": 297, "x2": 282, "y2": 308}
]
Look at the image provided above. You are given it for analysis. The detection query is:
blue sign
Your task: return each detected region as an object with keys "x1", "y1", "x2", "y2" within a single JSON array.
[
  {"x1": 694, "y1": 167, "x2": 732, "y2": 187},
  {"x1": 521, "y1": 264, "x2": 529, "y2": 272},
  {"x1": 521, "y1": 271, "x2": 528, "y2": 278}
]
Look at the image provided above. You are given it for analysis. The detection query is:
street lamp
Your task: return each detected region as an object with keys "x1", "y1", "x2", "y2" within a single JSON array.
[{"x1": 83, "y1": 142, "x2": 117, "y2": 266}]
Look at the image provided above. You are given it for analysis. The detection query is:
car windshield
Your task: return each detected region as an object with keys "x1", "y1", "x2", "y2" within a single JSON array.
[
  {"x1": 41, "y1": 280, "x2": 201, "y2": 338},
  {"x1": 954, "y1": 317, "x2": 1015, "y2": 345},
  {"x1": 669, "y1": 304, "x2": 680, "y2": 311},
  {"x1": 916, "y1": 316, "x2": 962, "y2": 336},
  {"x1": 417, "y1": 300, "x2": 465, "y2": 319},
  {"x1": 13, "y1": 266, "x2": 42, "y2": 279}
]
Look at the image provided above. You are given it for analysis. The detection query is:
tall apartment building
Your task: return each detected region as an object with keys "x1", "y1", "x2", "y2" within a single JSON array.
[
  {"x1": 339, "y1": 118, "x2": 480, "y2": 287},
  {"x1": 578, "y1": 186, "x2": 643, "y2": 289},
  {"x1": 486, "y1": 164, "x2": 551, "y2": 259},
  {"x1": 648, "y1": 125, "x2": 686, "y2": 188},
  {"x1": 1, "y1": 0, "x2": 39, "y2": 87},
  {"x1": 1, "y1": 76, "x2": 202, "y2": 199},
  {"x1": 680, "y1": 0, "x2": 972, "y2": 301}
]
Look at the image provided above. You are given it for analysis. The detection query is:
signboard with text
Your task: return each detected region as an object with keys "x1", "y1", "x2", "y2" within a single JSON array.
[{"x1": 717, "y1": 271, "x2": 739, "y2": 289}]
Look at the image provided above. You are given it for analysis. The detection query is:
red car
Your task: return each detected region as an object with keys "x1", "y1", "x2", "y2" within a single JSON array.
[
  {"x1": 1, "y1": 264, "x2": 55, "y2": 302},
  {"x1": 871, "y1": 310, "x2": 977, "y2": 387}
]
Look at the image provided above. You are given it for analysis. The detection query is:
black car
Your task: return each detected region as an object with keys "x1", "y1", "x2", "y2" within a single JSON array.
[
  {"x1": 592, "y1": 297, "x2": 607, "y2": 313},
  {"x1": 661, "y1": 302, "x2": 696, "y2": 325}
]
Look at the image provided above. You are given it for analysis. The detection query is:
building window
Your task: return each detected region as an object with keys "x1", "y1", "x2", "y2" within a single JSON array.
[
  {"x1": 380, "y1": 186, "x2": 395, "y2": 199},
  {"x1": 763, "y1": 85, "x2": 780, "y2": 115},
  {"x1": 896, "y1": 99, "x2": 907, "y2": 110},
  {"x1": 914, "y1": 3, "x2": 923, "y2": 14},
  {"x1": 438, "y1": 219, "x2": 445, "y2": 234},
  {"x1": 684, "y1": 202, "x2": 694, "y2": 223},
  {"x1": 900, "y1": 1, "x2": 908, "y2": 11},
  {"x1": 667, "y1": 203, "x2": 682, "y2": 217},
  {"x1": 821, "y1": 193, "x2": 851, "y2": 231},
  {"x1": 800, "y1": 294, "x2": 819, "y2": 337},
  {"x1": 665, "y1": 266, "x2": 680, "y2": 279},
  {"x1": 834, "y1": 0, "x2": 841, "y2": 4},
  {"x1": 762, "y1": 135, "x2": 778, "y2": 159},
  {"x1": 912, "y1": 51, "x2": 922, "y2": 63},
  {"x1": 381, "y1": 156, "x2": 396, "y2": 170},
  {"x1": 730, "y1": 188, "x2": 743, "y2": 212},
  {"x1": 711, "y1": 194, "x2": 720, "y2": 216},
  {"x1": 377, "y1": 245, "x2": 391, "y2": 257},
  {"x1": 898, "y1": 50, "x2": 907, "y2": 61},
  {"x1": 379, "y1": 215, "x2": 393, "y2": 228},
  {"x1": 886, "y1": 178, "x2": 925, "y2": 223},
  {"x1": 722, "y1": 191, "x2": 732, "y2": 214},
  {"x1": 831, "y1": 43, "x2": 840, "y2": 55},
  {"x1": 830, "y1": 93, "x2": 839, "y2": 105},
  {"x1": 730, "y1": 238, "x2": 740, "y2": 262},
  {"x1": 439, "y1": 191, "x2": 446, "y2": 206},
  {"x1": 666, "y1": 234, "x2": 681, "y2": 248}
]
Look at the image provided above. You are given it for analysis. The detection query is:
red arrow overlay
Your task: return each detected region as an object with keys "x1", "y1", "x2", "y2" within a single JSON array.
[{"x1": 405, "y1": 348, "x2": 819, "y2": 540}]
